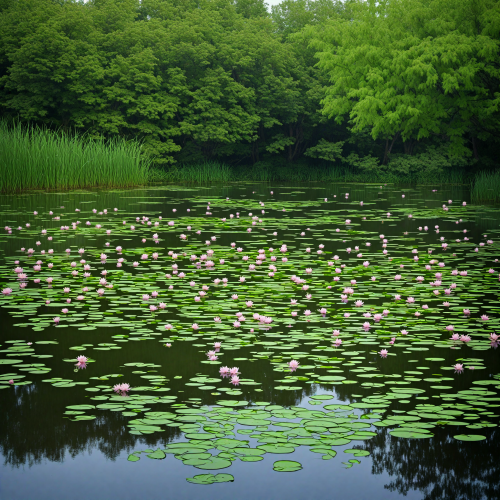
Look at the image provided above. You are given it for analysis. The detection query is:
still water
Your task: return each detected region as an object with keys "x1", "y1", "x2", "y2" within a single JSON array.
[{"x1": 0, "y1": 183, "x2": 498, "y2": 500}]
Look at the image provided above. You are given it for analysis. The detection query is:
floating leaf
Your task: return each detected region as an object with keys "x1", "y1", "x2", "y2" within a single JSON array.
[{"x1": 273, "y1": 460, "x2": 303, "y2": 472}]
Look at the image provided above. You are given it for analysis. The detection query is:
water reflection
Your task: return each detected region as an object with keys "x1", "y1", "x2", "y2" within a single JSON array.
[
  {"x1": 363, "y1": 426, "x2": 499, "y2": 500},
  {"x1": 2, "y1": 381, "x2": 498, "y2": 500},
  {"x1": 0, "y1": 383, "x2": 182, "y2": 467}
]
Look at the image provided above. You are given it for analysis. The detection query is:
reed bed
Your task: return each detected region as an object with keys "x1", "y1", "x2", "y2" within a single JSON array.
[
  {"x1": 471, "y1": 171, "x2": 500, "y2": 202},
  {"x1": 149, "y1": 162, "x2": 472, "y2": 185},
  {"x1": 0, "y1": 121, "x2": 150, "y2": 192},
  {"x1": 1, "y1": 120, "x2": 486, "y2": 190},
  {"x1": 150, "y1": 161, "x2": 232, "y2": 183}
]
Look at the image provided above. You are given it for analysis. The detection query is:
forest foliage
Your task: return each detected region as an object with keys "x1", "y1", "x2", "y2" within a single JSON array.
[{"x1": 0, "y1": 0, "x2": 498, "y2": 178}]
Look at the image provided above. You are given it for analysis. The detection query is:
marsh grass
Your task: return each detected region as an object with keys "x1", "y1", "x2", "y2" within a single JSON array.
[
  {"x1": 0, "y1": 121, "x2": 151, "y2": 192},
  {"x1": 151, "y1": 161, "x2": 232, "y2": 183},
  {"x1": 1, "y1": 120, "x2": 483, "y2": 190},
  {"x1": 149, "y1": 162, "x2": 473, "y2": 185},
  {"x1": 149, "y1": 162, "x2": 348, "y2": 183},
  {"x1": 471, "y1": 171, "x2": 500, "y2": 202}
]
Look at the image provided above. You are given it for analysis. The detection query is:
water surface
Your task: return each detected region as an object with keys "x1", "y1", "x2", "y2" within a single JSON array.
[{"x1": 0, "y1": 183, "x2": 498, "y2": 500}]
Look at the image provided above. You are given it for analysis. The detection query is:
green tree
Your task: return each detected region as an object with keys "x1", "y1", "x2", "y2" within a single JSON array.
[
  {"x1": 271, "y1": 0, "x2": 347, "y2": 39},
  {"x1": 302, "y1": 0, "x2": 500, "y2": 163}
]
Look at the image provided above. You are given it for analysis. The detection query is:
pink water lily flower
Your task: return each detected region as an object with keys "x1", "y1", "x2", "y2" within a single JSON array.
[
  {"x1": 229, "y1": 367, "x2": 239, "y2": 376},
  {"x1": 230, "y1": 375, "x2": 240, "y2": 385},
  {"x1": 288, "y1": 360, "x2": 300, "y2": 370},
  {"x1": 379, "y1": 349, "x2": 388, "y2": 358},
  {"x1": 453, "y1": 363, "x2": 464, "y2": 373},
  {"x1": 113, "y1": 383, "x2": 130, "y2": 394},
  {"x1": 219, "y1": 366, "x2": 230, "y2": 377}
]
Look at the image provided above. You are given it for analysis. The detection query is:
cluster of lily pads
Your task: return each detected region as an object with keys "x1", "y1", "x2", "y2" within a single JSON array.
[{"x1": 1, "y1": 186, "x2": 499, "y2": 479}]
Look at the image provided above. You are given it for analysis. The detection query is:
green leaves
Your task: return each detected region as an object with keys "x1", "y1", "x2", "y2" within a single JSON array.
[
  {"x1": 305, "y1": 0, "x2": 500, "y2": 164},
  {"x1": 187, "y1": 473, "x2": 234, "y2": 484},
  {"x1": 454, "y1": 434, "x2": 487, "y2": 442},
  {"x1": 273, "y1": 460, "x2": 303, "y2": 472}
]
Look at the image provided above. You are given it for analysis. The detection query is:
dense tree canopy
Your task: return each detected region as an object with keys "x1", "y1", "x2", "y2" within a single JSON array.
[
  {"x1": 302, "y1": 0, "x2": 500, "y2": 168},
  {"x1": 0, "y1": 0, "x2": 498, "y2": 175}
]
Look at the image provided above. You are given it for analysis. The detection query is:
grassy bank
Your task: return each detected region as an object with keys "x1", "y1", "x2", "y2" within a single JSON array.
[
  {"x1": 0, "y1": 121, "x2": 150, "y2": 192},
  {"x1": 149, "y1": 161, "x2": 477, "y2": 185},
  {"x1": 1, "y1": 120, "x2": 495, "y2": 192}
]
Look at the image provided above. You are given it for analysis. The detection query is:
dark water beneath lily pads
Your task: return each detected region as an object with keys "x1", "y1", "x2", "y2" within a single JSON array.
[{"x1": 0, "y1": 183, "x2": 499, "y2": 500}]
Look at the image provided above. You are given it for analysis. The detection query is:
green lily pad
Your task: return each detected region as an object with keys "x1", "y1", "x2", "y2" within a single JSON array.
[
  {"x1": 273, "y1": 460, "x2": 303, "y2": 472},
  {"x1": 187, "y1": 473, "x2": 234, "y2": 484},
  {"x1": 453, "y1": 434, "x2": 487, "y2": 441}
]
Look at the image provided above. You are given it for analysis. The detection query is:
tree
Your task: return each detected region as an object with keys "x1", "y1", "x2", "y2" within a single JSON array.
[{"x1": 302, "y1": 0, "x2": 500, "y2": 163}]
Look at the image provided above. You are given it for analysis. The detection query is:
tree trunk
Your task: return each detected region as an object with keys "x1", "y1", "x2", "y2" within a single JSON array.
[
  {"x1": 403, "y1": 139, "x2": 415, "y2": 155},
  {"x1": 252, "y1": 141, "x2": 259, "y2": 164},
  {"x1": 383, "y1": 132, "x2": 400, "y2": 164},
  {"x1": 471, "y1": 136, "x2": 479, "y2": 160}
]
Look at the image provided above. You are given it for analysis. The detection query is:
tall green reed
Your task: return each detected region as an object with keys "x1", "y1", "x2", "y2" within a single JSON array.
[
  {"x1": 471, "y1": 171, "x2": 500, "y2": 202},
  {"x1": 150, "y1": 161, "x2": 232, "y2": 183},
  {"x1": 0, "y1": 121, "x2": 151, "y2": 192},
  {"x1": 149, "y1": 162, "x2": 474, "y2": 185}
]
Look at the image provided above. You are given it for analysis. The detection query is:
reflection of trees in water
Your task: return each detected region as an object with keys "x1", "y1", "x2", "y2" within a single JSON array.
[
  {"x1": 4, "y1": 373, "x2": 499, "y2": 500},
  {"x1": 0, "y1": 369, "x2": 327, "y2": 468},
  {"x1": 0, "y1": 376, "x2": 318, "y2": 468},
  {"x1": 361, "y1": 427, "x2": 499, "y2": 500},
  {"x1": 0, "y1": 384, "x2": 181, "y2": 468}
]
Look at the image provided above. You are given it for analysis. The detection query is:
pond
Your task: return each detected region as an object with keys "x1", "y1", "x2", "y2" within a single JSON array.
[{"x1": 0, "y1": 183, "x2": 498, "y2": 500}]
